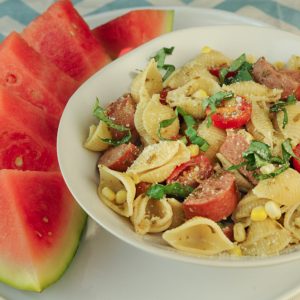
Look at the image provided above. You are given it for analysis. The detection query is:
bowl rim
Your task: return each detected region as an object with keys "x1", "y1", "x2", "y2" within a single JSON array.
[{"x1": 58, "y1": 24, "x2": 300, "y2": 268}]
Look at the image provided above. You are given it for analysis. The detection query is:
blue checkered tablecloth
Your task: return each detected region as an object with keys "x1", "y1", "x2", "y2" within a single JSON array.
[{"x1": 1, "y1": 0, "x2": 300, "y2": 41}]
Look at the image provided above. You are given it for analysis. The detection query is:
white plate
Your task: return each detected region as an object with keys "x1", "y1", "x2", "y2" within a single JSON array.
[{"x1": 0, "y1": 7, "x2": 297, "y2": 300}]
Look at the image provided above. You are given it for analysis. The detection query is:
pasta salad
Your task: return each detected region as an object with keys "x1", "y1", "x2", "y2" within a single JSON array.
[{"x1": 84, "y1": 46, "x2": 300, "y2": 257}]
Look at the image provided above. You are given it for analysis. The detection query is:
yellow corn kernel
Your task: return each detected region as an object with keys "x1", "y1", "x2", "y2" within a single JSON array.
[
  {"x1": 229, "y1": 245, "x2": 242, "y2": 256},
  {"x1": 273, "y1": 61, "x2": 285, "y2": 70},
  {"x1": 187, "y1": 144, "x2": 200, "y2": 157},
  {"x1": 193, "y1": 89, "x2": 208, "y2": 99},
  {"x1": 201, "y1": 46, "x2": 212, "y2": 54},
  {"x1": 233, "y1": 223, "x2": 246, "y2": 242},
  {"x1": 102, "y1": 187, "x2": 116, "y2": 201},
  {"x1": 115, "y1": 190, "x2": 127, "y2": 205},
  {"x1": 264, "y1": 201, "x2": 281, "y2": 220},
  {"x1": 246, "y1": 54, "x2": 256, "y2": 64},
  {"x1": 250, "y1": 206, "x2": 267, "y2": 222}
]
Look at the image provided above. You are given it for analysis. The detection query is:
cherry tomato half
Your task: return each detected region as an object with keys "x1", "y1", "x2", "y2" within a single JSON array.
[
  {"x1": 206, "y1": 97, "x2": 252, "y2": 129},
  {"x1": 292, "y1": 144, "x2": 300, "y2": 173}
]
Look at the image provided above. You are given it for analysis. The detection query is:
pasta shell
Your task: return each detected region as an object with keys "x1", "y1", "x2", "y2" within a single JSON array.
[
  {"x1": 252, "y1": 168, "x2": 300, "y2": 206},
  {"x1": 287, "y1": 55, "x2": 300, "y2": 71},
  {"x1": 98, "y1": 165, "x2": 136, "y2": 217},
  {"x1": 84, "y1": 121, "x2": 112, "y2": 151},
  {"x1": 277, "y1": 102, "x2": 300, "y2": 146},
  {"x1": 197, "y1": 119, "x2": 226, "y2": 161},
  {"x1": 130, "y1": 194, "x2": 173, "y2": 235},
  {"x1": 223, "y1": 81, "x2": 282, "y2": 103},
  {"x1": 284, "y1": 201, "x2": 300, "y2": 240},
  {"x1": 166, "y1": 77, "x2": 221, "y2": 118},
  {"x1": 167, "y1": 198, "x2": 185, "y2": 229},
  {"x1": 143, "y1": 94, "x2": 179, "y2": 141},
  {"x1": 216, "y1": 153, "x2": 253, "y2": 192},
  {"x1": 241, "y1": 218, "x2": 291, "y2": 256},
  {"x1": 162, "y1": 217, "x2": 234, "y2": 255},
  {"x1": 130, "y1": 58, "x2": 163, "y2": 103}
]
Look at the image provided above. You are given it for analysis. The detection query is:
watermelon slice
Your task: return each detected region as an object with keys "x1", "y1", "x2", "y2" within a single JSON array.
[
  {"x1": 0, "y1": 170, "x2": 87, "y2": 291},
  {"x1": 0, "y1": 87, "x2": 59, "y2": 171},
  {"x1": 92, "y1": 9, "x2": 174, "y2": 59},
  {"x1": 0, "y1": 32, "x2": 78, "y2": 118},
  {"x1": 22, "y1": 0, "x2": 111, "y2": 83}
]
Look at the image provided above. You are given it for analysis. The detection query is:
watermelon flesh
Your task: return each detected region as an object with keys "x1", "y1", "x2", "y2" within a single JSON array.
[
  {"x1": 22, "y1": 0, "x2": 111, "y2": 83},
  {"x1": 0, "y1": 87, "x2": 58, "y2": 171},
  {"x1": 0, "y1": 170, "x2": 87, "y2": 291},
  {"x1": 0, "y1": 32, "x2": 78, "y2": 118},
  {"x1": 92, "y1": 9, "x2": 174, "y2": 59}
]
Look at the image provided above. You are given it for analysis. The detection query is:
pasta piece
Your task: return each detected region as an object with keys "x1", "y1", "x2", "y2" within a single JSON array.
[
  {"x1": 130, "y1": 58, "x2": 163, "y2": 103},
  {"x1": 253, "y1": 168, "x2": 300, "y2": 206},
  {"x1": 223, "y1": 81, "x2": 282, "y2": 103},
  {"x1": 130, "y1": 194, "x2": 173, "y2": 235},
  {"x1": 84, "y1": 121, "x2": 112, "y2": 151},
  {"x1": 216, "y1": 153, "x2": 253, "y2": 192},
  {"x1": 167, "y1": 198, "x2": 185, "y2": 229},
  {"x1": 98, "y1": 165, "x2": 136, "y2": 217},
  {"x1": 277, "y1": 102, "x2": 300, "y2": 146},
  {"x1": 284, "y1": 201, "x2": 300, "y2": 240},
  {"x1": 241, "y1": 218, "x2": 291, "y2": 256},
  {"x1": 247, "y1": 101, "x2": 274, "y2": 146},
  {"x1": 271, "y1": 131, "x2": 285, "y2": 157},
  {"x1": 143, "y1": 94, "x2": 179, "y2": 141},
  {"x1": 162, "y1": 217, "x2": 234, "y2": 255},
  {"x1": 197, "y1": 119, "x2": 226, "y2": 161},
  {"x1": 232, "y1": 191, "x2": 268, "y2": 222},
  {"x1": 166, "y1": 76, "x2": 221, "y2": 118},
  {"x1": 287, "y1": 55, "x2": 300, "y2": 71}
]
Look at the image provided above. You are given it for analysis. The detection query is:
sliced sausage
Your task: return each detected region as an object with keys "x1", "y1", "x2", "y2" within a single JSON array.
[
  {"x1": 167, "y1": 155, "x2": 213, "y2": 188},
  {"x1": 219, "y1": 132, "x2": 258, "y2": 185},
  {"x1": 98, "y1": 143, "x2": 140, "y2": 172},
  {"x1": 280, "y1": 69, "x2": 300, "y2": 83},
  {"x1": 106, "y1": 93, "x2": 139, "y2": 143},
  {"x1": 183, "y1": 171, "x2": 239, "y2": 222},
  {"x1": 252, "y1": 57, "x2": 299, "y2": 98}
]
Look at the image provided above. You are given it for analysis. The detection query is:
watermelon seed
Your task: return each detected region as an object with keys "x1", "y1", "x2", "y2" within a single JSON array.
[
  {"x1": 5, "y1": 73, "x2": 17, "y2": 84},
  {"x1": 48, "y1": 232, "x2": 52, "y2": 236},
  {"x1": 15, "y1": 156, "x2": 23, "y2": 167},
  {"x1": 35, "y1": 231, "x2": 43, "y2": 238},
  {"x1": 70, "y1": 31, "x2": 75, "y2": 37},
  {"x1": 43, "y1": 216, "x2": 49, "y2": 223}
]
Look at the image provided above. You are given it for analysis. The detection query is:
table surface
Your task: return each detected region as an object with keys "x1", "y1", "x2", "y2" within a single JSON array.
[{"x1": 1, "y1": 1, "x2": 300, "y2": 300}]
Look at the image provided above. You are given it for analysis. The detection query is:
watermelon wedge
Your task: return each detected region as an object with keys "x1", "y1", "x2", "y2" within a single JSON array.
[
  {"x1": 0, "y1": 87, "x2": 59, "y2": 171},
  {"x1": 0, "y1": 170, "x2": 87, "y2": 291},
  {"x1": 22, "y1": 0, "x2": 111, "y2": 83},
  {"x1": 0, "y1": 32, "x2": 78, "y2": 118},
  {"x1": 92, "y1": 9, "x2": 174, "y2": 58}
]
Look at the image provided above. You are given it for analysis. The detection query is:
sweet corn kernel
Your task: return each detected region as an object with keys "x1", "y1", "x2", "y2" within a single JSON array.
[
  {"x1": 115, "y1": 190, "x2": 127, "y2": 205},
  {"x1": 250, "y1": 206, "x2": 267, "y2": 221},
  {"x1": 246, "y1": 54, "x2": 256, "y2": 64},
  {"x1": 264, "y1": 201, "x2": 281, "y2": 220},
  {"x1": 187, "y1": 144, "x2": 200, "y2": 157},
  {"x1": 273, "y1": 61, "x2": 285, "y2": 70},
  {"x1": 102, "y1": 187, "x2": 116, "y2": 201},
  {"x1": 260, "y1": 164, "x2": 275, "y2": 175},
  {"x1": 193, "y1": 89, "x2": 208, "y2": 98},
  {"x1": 233, "y1": 223, "x2": 246, "y2": 242},
  {"x1": 201, "y1": 46, "x2": 212, "y2": 54},
  {"x1": 229, "y1": 245, "x2": 242, "y2": 256}
]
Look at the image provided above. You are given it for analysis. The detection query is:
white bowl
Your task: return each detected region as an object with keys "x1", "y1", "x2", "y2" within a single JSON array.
[{"x1": 58, "y1": 25, "x2": 300, "y2": 267}]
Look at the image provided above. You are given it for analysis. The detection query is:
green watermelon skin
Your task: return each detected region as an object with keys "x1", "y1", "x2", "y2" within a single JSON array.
[
  {"x1": 0, "y1": 32, "x2": 78, "y2": 118},
  {"x1": 0, "y1": 87, "x2": 59, "y2": 171},
  {"x1": 92, "y1": 9, "x2": 174, "y2": 58},
  {"x1": 22, "y1": 0, "x2": 111, "y2": 83},
  {"x1": 0, "y1": 170, "x2": 87, "y2": 292}
]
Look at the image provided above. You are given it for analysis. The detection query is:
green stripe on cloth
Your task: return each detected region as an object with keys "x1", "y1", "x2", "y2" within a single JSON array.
[{"x1": 215, "y1": 0, "x2": 300, "y2": 29}]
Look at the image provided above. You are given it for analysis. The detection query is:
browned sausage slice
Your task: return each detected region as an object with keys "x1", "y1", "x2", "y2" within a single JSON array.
[
  {"x1": 252, "y1": 57, "x2": 299, "y2": 98},
  {"x1": 106, "y1": 94, "x2": 139, "y2": 142},
  {"x1": 98, "y1": 143, "x2": 140, "y2": 172},
  {"x1": 183, "y1": 171, "x2": 239, "y2": 222}
]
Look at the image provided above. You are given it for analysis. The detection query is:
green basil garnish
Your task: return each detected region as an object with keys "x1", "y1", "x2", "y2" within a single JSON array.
[{"x1": 153, "y1": 47, "x2": 175, "y2": 81}]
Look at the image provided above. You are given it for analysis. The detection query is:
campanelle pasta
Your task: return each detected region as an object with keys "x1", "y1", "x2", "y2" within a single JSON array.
[{"x1": 85, "y1": 46, "x2": 300, "y2": 258}]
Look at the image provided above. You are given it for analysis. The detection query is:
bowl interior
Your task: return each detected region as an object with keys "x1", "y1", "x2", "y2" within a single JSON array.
[{"x1": 58, "y1": 25, "x2": 300, "y2": 267}]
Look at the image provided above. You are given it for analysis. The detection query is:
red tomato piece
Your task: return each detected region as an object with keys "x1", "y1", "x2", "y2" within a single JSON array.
[
  {"x1": 208, "y1": 66, "x2": 236, "y2": 80},
  {"x1": 166, "y1": 155, "x2": 213, "y2": 188},
  {"x1": 292, "y1": 144, "x2": 300, "y2": 173},
  {"x1": 207, "y1": 97, "x2": 252, "y2": 129},
  {"x1": 294, "y1": 85, "x2": 300, "y2": 101},
  {"x1": 221, "y1": 223, "x2": 234, "y2": 241},
  {"x1": 136, "y1": 182, "x2": 151, "y2": 197},
  {"x1": 159, "y1": 87, "x2": 173, "y2": 105}
]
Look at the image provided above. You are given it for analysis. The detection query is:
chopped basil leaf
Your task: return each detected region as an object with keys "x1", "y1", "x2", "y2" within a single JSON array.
[
  {"x1": 254, "y1": 163, "x2": 290, "y2": 180},
  {"x1": 153, "y1": 47, "x2": 175, "y2": 81},
  {"x1": 229, "y1": 53, "x2": 247, "y2": 72},
  {"x1": 270, "y1": 95, "x2": 296, "y2": 129},
  {"x1": 281, "y1": 138, "x2": 300, "y2": 162},
  {"x1": 93, "y1": 98, "x2": 131, "y2": 145},
  {"x1": 146, "y1": 182, "x2": 194, "y2": 200}
]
